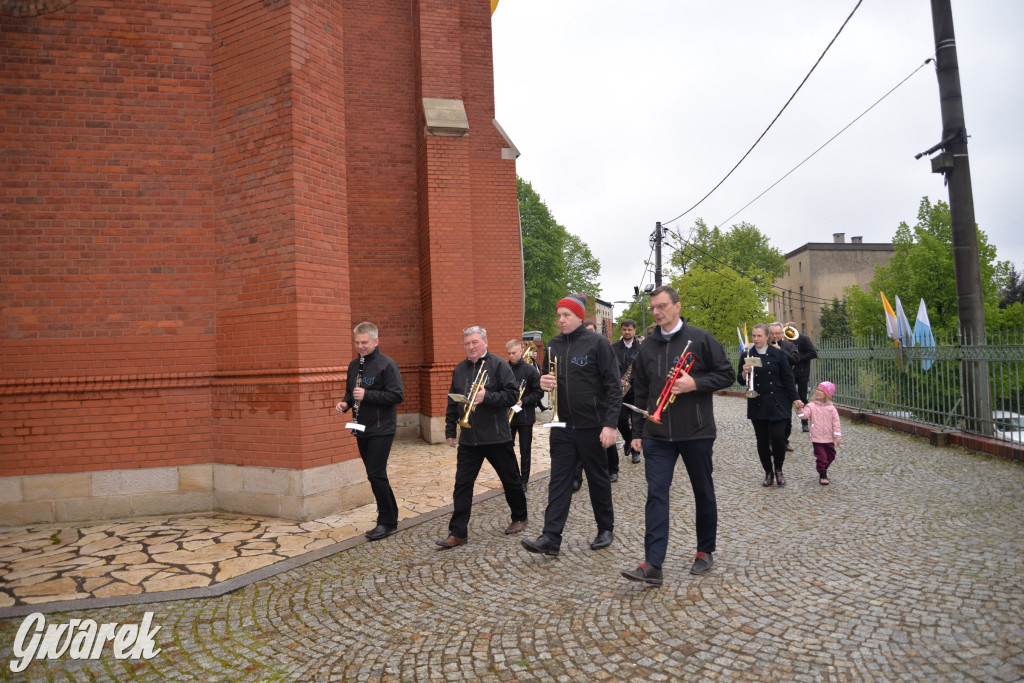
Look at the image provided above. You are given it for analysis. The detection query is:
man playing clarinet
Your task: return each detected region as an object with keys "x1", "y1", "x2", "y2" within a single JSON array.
[
  {"x1": 336, "y1": 322, "x2": 404, "y2": 541},
  {"x1": 620, "y1": 286, "x2": 735, "y2": 585}
]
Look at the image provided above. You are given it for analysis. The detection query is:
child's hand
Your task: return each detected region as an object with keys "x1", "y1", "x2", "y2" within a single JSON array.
[
  {"x1": 796, "y1": 412, "x2": 805, "y2": 419},
  {"x1": 835, "y1": 437, "x2": 841, "y2": 447}
]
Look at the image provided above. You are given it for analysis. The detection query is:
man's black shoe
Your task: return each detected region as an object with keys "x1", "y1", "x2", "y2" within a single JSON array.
[
  {"x1": 690, "y1": 552, "x2": 714, "y2": 575},
  {"x1": 590, "y1": 529, "x2": 614, "y2": 550},
  {"x1": 521, "y1": 535, "x2": 560, "y2": 556},
  {"x1": 631, "y1": 451, "x2": 641, "y2": 464},
  {"x1": 609, "y1": 472, "x2": 619, "y2": 483},
  {"x1": 365, "y1": 524, "x2": 397, "y2": 541},
  {"x1": 801, "y1": 420, "x2": 810, "y2": 432},
  {"x1": 621, "y1": 562, "x2": 663, "y2": 586},
  {"x1": 572, "y1": 479, "x2": 582, "y2": 492}
]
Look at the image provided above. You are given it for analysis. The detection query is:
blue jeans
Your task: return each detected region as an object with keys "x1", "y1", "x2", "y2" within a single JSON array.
[{"x1": 641, "y1": 437, "x2": 717, "y2": 567}]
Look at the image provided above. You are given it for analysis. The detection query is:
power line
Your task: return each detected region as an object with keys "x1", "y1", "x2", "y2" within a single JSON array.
[
  {"x1": 662, "y1": 0, "x2": 864, "y2": 227},
  {"x1": 715, "y1": 58, "x2": 934, "y2": 227}
]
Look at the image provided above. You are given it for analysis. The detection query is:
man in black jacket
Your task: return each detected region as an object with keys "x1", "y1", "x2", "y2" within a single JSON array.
[
  {"x1": 785, "y1": 320, "x2": 819, "y2": 432},
  {"x1": 506, "y1": 339, "x2": 543, "y2": 490},
  {"x1": 612, "y1": 318, "x2": 643, "y2": 464},
  {"x1": 336, "y1": 322, "x2": 405, "y2": 541},
  {"x1": 522, "y1": 293, "x2": 621, "y2": 557},
  {"x1": 769, "y1": 322, "x2": 801, "y2": 452},
  {"x1": 620, "y1": 286, "x2": 735, "y2": 585},
  {"x1": 436, "y1": 326, "x2": 529, "y2": 549}
]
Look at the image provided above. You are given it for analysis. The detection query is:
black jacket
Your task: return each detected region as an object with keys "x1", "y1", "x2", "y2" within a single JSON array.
[
  {"x1": 632, "y1": 323, "x2": 735, "y2": 442},
  {"x1": 445, "y1": 351, "x2": 518, "y2": 445},
  {"x1": 341, "y1": 348, "x2": 404, "y2": 437},
  {"x1": 738, "y1": 345, "x2": 800, "y2": 421},
  {"x1": 509, "y1": 359, "x2": 543, "y2": 426},
  {"x1": 611, "y1": 337, "x2": 642, "y2": 403},
  {"x1": 778, "y1": 339, "x2": 800, "y2": 367},
  {"x1": 542, "y1": 326, "x2": 621, "y2": 429},
  {"x1": 793, "y1": 334, "x2": 818, "y2": 377}
]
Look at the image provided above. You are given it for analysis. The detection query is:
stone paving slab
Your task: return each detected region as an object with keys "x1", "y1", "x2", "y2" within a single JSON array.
[{"x1": 1, "y1": 396, "x2": 1022, "y2": 681}]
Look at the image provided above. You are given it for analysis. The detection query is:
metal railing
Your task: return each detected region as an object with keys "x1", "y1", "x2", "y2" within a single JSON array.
[{"x1": 810, "y1": 329, "x2": 1024, "y2": 443}]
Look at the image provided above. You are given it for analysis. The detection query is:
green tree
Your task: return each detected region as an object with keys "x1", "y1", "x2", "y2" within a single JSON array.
[
  {"x1": 673, "y1": 219, "x2": 788, "y2": 306},
  {"x1": 671, "y1": 265, "x2": 766, "y2": 349},
  {"x1": 518, "y1": 177, "x2": 602, "y2": 338},
  {"x1": 847, "y1": 197, "x2": 1008, "y2": 336},
  {"x1": 818, "y1": 297, "x2": 851, "y2": 342}
]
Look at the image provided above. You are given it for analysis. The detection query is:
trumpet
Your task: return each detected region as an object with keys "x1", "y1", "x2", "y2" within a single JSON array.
[
  {"x1": 457, "y1": 364, "x2": 489, "y2": 429},
  {"x1": 783, "y1": 325, "x2": 799, "y2": 341},
  {"x1": 648, "y1": 340, "x2": 694, "y2": 425},
  {"x1": 508, "y1": 379, "x2": 526, "y2": 423},
  {"x1": 743, "y1": 348, "x2": 760, "y2": 399}
]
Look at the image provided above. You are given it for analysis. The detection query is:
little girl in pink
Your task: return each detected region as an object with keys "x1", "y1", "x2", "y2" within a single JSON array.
[{"x1": 797, "y1": 381, "x2": 842, "y2": 485}]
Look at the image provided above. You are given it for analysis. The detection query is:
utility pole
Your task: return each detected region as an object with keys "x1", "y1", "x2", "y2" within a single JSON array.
[
  {"x1": 926, "y1": 0, "x2": 990, "y2": 433},
  {"x1": 653, "y1": 222, "x2": 663, "y2": 287}
]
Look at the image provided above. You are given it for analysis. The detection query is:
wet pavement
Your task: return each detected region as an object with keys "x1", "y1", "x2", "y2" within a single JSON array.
[{"x1": 1, "y1": 395, "x2": 1022, "y2": 681}]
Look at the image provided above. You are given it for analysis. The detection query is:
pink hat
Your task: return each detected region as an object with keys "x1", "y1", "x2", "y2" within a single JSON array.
[{"x1": 817, "y1": 381, "x2": 836, "y2": 398}]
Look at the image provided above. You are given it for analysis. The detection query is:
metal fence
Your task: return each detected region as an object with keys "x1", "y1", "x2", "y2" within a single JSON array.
[{"x1": 808, "y1": 329, "x2": 1024, "y2": 443}]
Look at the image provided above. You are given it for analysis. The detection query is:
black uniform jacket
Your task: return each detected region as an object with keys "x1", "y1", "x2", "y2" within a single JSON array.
[
  {"x1": 445, "y1": 351, "x2": 518, "y2": 445},
  {"x1": 509, "y1": 359, "x2": 543, "y2": 427},
  {"x1": 341, "y1": 348, "x2": 404, "y2": 437},
  {"x1": 611, "y1": 337, "x2": 642, "y2": 403},
  {"x1": 793, "y1": 334, "x2": 818, "y2": 377},
  {"x1": 542, "y1": 326, "x2": 621, "y2": 430},
  {"x1": 632, "y1": 323, "x2": 735, "y2": 442},
  {"x1": 737, "y1": 345, "x2": 801, "y2": 422}
]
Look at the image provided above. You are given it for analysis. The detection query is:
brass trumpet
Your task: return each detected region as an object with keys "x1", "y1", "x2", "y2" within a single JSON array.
[
  {"x1": 783, "y1": 325, "x2": 800, "y2": 341},
  {"x1": 508, "y1": 379, "x2": 526, "y2": 423},
  {"x1": 548, "y1": 349, "x2": 561, "y2": 424},
  {"x1": 522, "y1": 342, "x2": 538, "y2": 366},
  {"x1": 457, "y1": 365, "x2": 489, "y2": 429}
]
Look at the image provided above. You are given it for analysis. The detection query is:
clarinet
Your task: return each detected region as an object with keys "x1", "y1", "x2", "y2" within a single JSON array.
[{"x1": 352, "y1": 355, "x2": 365, "y2": 435}]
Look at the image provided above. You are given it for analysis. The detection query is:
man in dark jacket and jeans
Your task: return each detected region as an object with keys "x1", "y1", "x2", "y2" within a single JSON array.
[
  {"x1": 522, "y1": 293, "x2": 621, "y2": 557},
  {"x1": 620, "y1": 286, "x2": 736, "y2": 585},
  {"x1": 436, "y1": 326, "x2": 529, "y2": 549},
  {"x1": 506, "y1": 339, "x2": 544, "y2": 490},
  {"x1": 336, "y1": 322, "x2": 405, "y2": 541}
]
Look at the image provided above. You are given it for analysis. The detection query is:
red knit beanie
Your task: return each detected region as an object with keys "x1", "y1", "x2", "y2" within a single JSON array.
[{"x1": 556, "y1": 293, "x2": 586, "y2": 321}]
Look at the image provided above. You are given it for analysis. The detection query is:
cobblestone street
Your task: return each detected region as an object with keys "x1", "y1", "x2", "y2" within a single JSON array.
[{"x1": 2, "y1": 395, "x2": 1022, "y2": 681}]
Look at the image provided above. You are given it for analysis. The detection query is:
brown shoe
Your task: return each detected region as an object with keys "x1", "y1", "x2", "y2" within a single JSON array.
[
  {"x1": 505, "y1": 519, "x2": 528, "y2": 535},
  {"x1": 784, "y1": 442, "x2": 794, "y2": 452},
  {"x1": 435, "y1": 535, "x2": 467, "y2": 549}
]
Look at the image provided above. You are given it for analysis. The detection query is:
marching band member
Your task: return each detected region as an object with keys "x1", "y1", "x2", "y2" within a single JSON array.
[
  {"x1": 436, "y1": 326, "x2": 528, "y2": 549},
  {"x1": 521, "y1": 294, "x2": 621, "y2": 557},
  {"x1": 335, "y1": 322, "x2": 404, "y2": 541},
  {"x1": 612, "y1": 318, "x2": 643, "y2": 464},
  {"x1": 506, "y1": 339, "x2": 543, "y2": 490},
  {"x1": 739, "y1": 323, "x2": 804, "y2": 488},
  {"x1": 620, "y1": 286, "x2": 735, "y2": 585}
]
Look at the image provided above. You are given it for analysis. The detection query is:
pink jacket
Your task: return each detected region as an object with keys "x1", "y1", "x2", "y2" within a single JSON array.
[{"x1": 798, "y1": 401, "x2": 841, "y2": 444}]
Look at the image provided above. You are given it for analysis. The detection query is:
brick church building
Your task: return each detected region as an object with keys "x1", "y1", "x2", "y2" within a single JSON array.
[{"x1": 1, "y1": 1, "x2": 523, "y2": 525}]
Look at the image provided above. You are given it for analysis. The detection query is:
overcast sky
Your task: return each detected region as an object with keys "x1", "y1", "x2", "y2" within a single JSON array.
[{"x1": 492, "y1": 1, "x2": 1024, "y2": 314}]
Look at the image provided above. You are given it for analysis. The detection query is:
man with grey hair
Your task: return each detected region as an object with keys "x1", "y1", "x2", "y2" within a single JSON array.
[
  {"x1": 437, "y1": 326, "x2": 529, "y2": 548},
  {"x1": 768, "y1": 321, "x2": 800, "y2": 453},
  {"x1": 336, "y1": 321, "x2": 404, "y2": 541}
]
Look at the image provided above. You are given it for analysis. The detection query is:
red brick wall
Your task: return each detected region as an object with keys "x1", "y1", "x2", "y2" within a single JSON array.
[{"x1": 1, "y1": 0, "x2": 521, "y2": 479}]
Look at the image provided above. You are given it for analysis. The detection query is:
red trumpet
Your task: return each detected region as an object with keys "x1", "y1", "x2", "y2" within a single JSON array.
[{"x1": 648, "y1": 340, "x2": 694, "y2": 425}]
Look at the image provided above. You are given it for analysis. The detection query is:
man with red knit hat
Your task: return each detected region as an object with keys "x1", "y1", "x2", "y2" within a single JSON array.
[{"x1": 522, "y1": 293, "x2": 622, "y2": 557}]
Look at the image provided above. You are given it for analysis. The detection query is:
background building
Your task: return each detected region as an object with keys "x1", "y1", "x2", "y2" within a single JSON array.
[
  {"x1": 1, "y1": 0, "x2": 521, "y2": 525},
  {"x1": 772, "y1": 233, "x2": 894, "y2": 340}
]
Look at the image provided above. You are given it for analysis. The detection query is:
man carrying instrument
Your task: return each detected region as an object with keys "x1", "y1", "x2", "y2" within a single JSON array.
[
  {"x1": 506, "y1": 339, "x2": 543, "y2": 491},
  {"x1": 612, "y1": 318, "x2": 643, "y2": 464},
  {"x1": 620, "y1": 286, "x2": 735, "y2": 585},
  {"x1": 437, "y1": 326, "x2": 529, "y2": 549},
  {"x1": 571, "y1": 319, "x2": 619, "y2": 490},
  {"x1": 785, "y1": 320, "x2": 819, "y2": 433},
  {"x1": 335, "y1": 322, "x2": 404, "y2": 541},
  {"x1": 522, "y1": 294, "x2": 621, "y2": 557},
  {"x1": 769, "y1": 322, "x2": 801, "y2": 453}
]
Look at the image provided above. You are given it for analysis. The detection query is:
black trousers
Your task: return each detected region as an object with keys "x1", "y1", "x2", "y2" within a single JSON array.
[
  {"x1": 616, "y1": 406, "x2": 634, "y2": 454},
  {"x1": 751, "y1": 419, "x2": 789, "y2": 474},
  {"x1": 356, "y1": 434, "x2": 399, "y2": 527},
  {"x1": 795, "y1": 370, "x2": 811, "y2": 404},
  {"x1": 510, "y1": 423, "x2": 533, "y2": 484},
  {"x1": 543, "y1": 427, "x2": 614, "y2": 545},
  {"x1": 448, "y1": 442, "x2": 527, "y2": 538}
]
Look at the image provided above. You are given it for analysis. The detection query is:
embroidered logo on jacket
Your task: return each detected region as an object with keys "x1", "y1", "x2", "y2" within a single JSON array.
[
  {"x1": 570, "y1": 355, "x2": 589, "y2": 367},
  {"x1": 362, "y1": 377, "x2": 376, "y2": 386}
]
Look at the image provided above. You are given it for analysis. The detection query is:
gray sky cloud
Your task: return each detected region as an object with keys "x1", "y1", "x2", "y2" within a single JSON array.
[{"x1": 493, "y1": 1, "x2": 1024, "y2": 312}]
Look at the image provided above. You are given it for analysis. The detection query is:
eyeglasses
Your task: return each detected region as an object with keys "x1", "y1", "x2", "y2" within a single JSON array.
[{"x1": 649, "y1": 302, "x2": 675, "y2": 313}]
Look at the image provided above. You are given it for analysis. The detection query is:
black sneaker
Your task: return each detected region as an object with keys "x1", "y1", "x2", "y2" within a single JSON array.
[
  {"x1": 690, "y1": 552, "x2": 713, "y2": 575},
  {"x1": 630, "y1": 451, "x2": 642, "y2": 464},
  {"x1": 621, "y1": 562, "x2": 663, "y2": 585},
  {"x1": 801, "y1": 420, "x2": 810, "y2": 432},
  {"x1": 609, "y1": 472, "x2": 618, "y2": 483},
  {"x1": 572, "y1": 479, "x2": 582, "y2": 492}
]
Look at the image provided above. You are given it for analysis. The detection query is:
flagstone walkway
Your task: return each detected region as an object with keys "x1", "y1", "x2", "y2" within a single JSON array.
[{"x1": 0, "y1": 428, "x2": 552, "y2": 614}]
